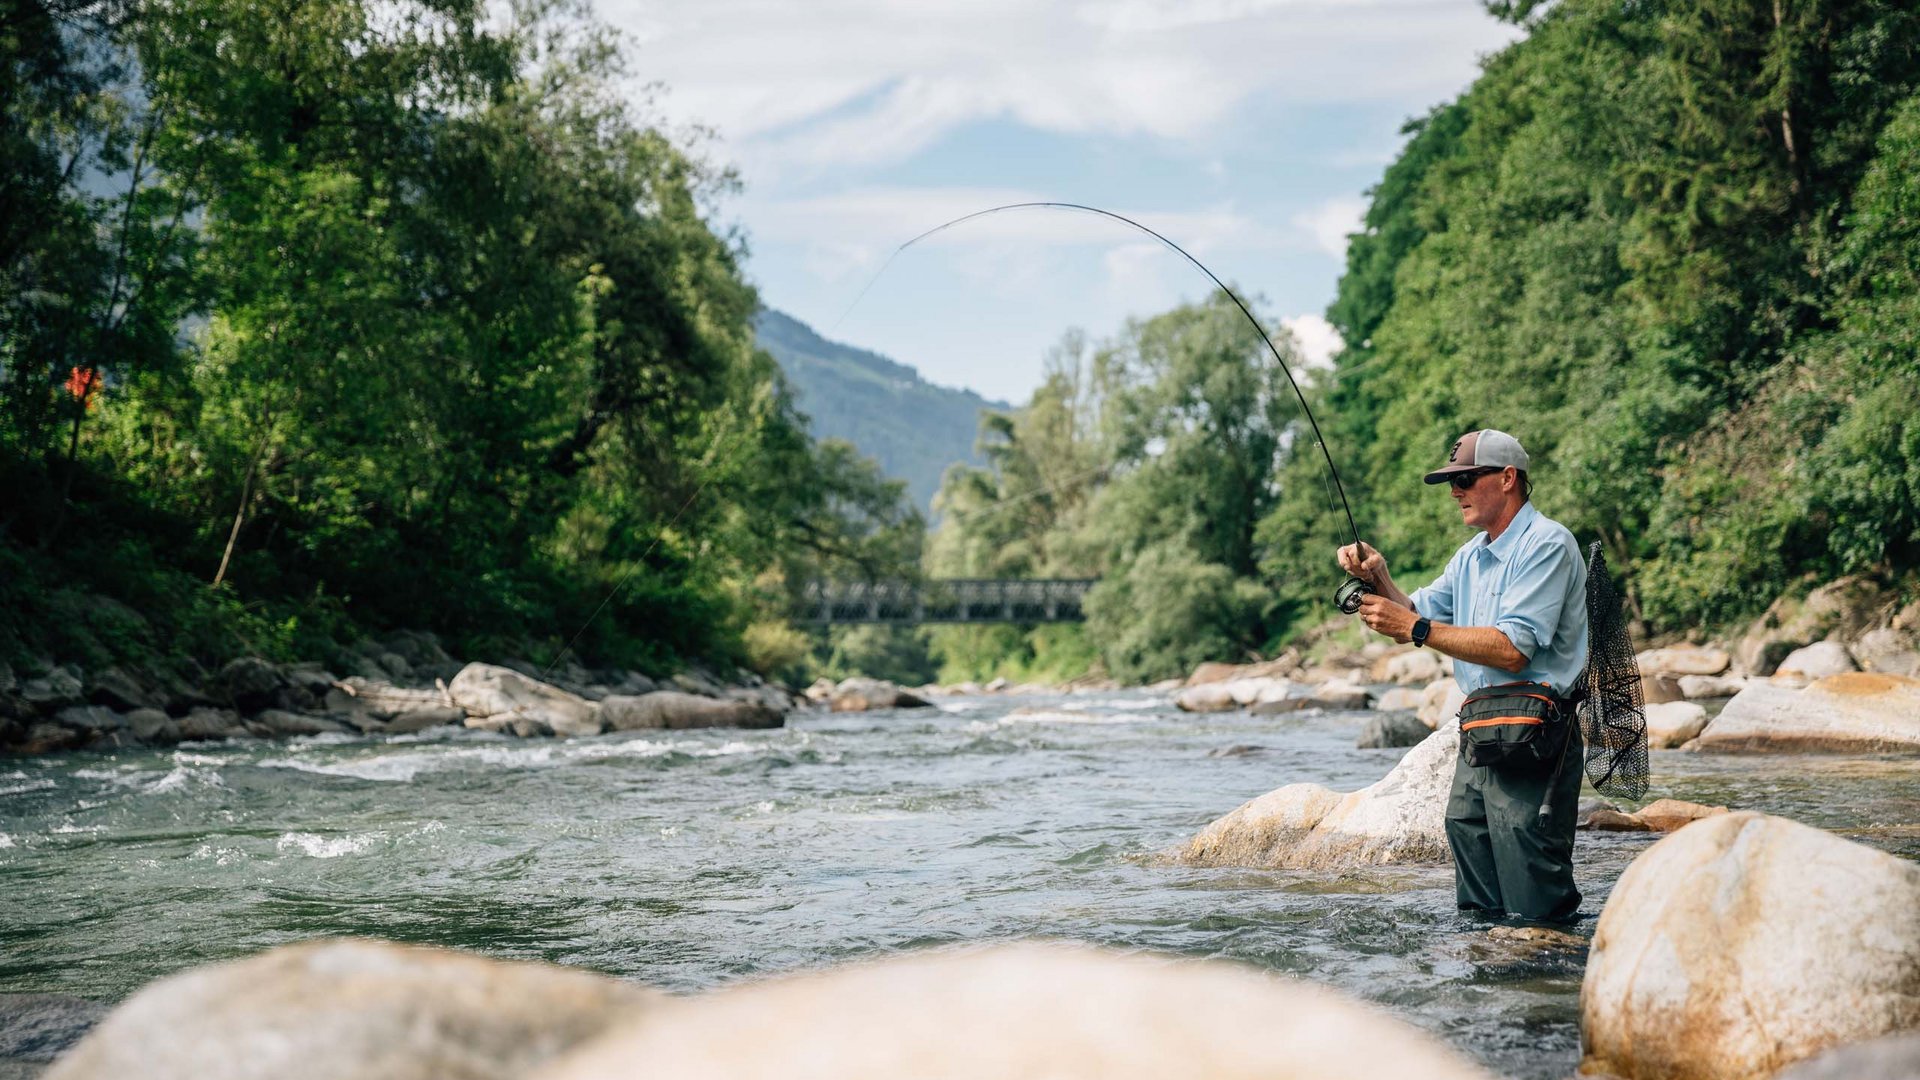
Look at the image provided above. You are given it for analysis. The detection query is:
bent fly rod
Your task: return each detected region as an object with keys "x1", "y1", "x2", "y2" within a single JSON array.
[{"x1": 840, "y1": 201, "x2": 1377, "y2": 614}]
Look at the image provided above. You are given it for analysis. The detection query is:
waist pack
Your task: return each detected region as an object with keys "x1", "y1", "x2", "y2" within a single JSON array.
[{"x1": 1458, "y1": 681, "x2": 1569, "y2": 771}]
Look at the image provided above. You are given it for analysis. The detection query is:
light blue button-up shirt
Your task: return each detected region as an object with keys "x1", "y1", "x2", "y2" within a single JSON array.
[{"x1": 1410, "y1": 502, "x2": 1589, "y2": 696}]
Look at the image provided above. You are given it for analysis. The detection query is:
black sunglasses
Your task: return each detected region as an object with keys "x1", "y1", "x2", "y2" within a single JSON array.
[{"x1": 1448, "y1": 468, "x2": 1501, "y2": 490}]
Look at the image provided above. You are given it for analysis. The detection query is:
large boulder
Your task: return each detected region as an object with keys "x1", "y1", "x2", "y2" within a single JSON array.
[
  {"x1": 1580, "y1": 812, "x2": 1920, "y2": 1080},
  {"x1": 330, "y1": 677, "x2": 450, "y2": 720},
  {"x1": 1691, "y1": 673, "x2": 1920, "y2": 753},
  {"x1": 448, "y1": 663, "x2": 604, "y2": 737},
  {"x1": 1176, "y1": 721, "x2": 1457, "y2": 870},
  {"x1": 1374, "y1": 686, "x2": 1425, "y2": 712},
  {"x1": 44, "y1": 939, "x2": 659, "y2": 1080},
  {"x1": 828, "y1": 679, "x2": 931, "y2": 712},
  {"x1": 1737, "y1": 577, "x2": 1893, "y2": 676},
  {"x1": 534, "y1": 943, "x2": 1495, "y2": 1080},
  {"x1": 1309, "y1": 680, "x2": 1371, "y2": 711},
  {"x1": 1643, "y1": 701, "x2": 1709, "y2": 749},
  {"x1": 1851, "y1": 628, "x2": 1920, "y2": 677},
  {"x1": 601, "y1": 692, "x2": 783, "y2": 731},
  {"x1": 1636, "y1": 645, "x2": 1732, "y2": 677}
]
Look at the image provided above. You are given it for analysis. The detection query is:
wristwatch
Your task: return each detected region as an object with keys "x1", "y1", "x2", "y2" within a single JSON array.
[{"x1": 1411, "y1": 617, "x2": 1432, "y2": 648}]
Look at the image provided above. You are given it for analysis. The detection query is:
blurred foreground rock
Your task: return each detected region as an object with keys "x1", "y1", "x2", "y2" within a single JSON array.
[
  {"x1": 1580, "y1": 812, "x2": 1920, "y2": 1080},
  {"x1": 1177, "y1": 721, "x2": 1456, "y2": 870},
  {"x1": 44, "y1": 940, "x2": 660, "y2": 1080},
  {"x1": 534, "y1": 943, "x2": 1495, "y2": 1080}
]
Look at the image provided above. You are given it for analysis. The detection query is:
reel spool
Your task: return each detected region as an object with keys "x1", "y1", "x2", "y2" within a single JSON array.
[{"x1": 1334, "y1": 576, "x2": 1374, "y2": 615}]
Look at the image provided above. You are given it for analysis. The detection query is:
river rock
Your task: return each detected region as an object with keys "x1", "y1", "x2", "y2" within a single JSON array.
[
  {"x1": 216, "y1": 657, "x2": 285, "y2": 713},
  {"x1": 332, "y1": 677, "x2": 448, "y2": 719},
  {"x1": 1374, "y1": 685, "x2": 1424, "y2": 712},
  {"x1": 1639, "y1": 672, "x2": 1684, "y2": 704},
  {"x1": 448, "y1": 663, "x2": 604, "y2": 737},
  {"x1": 1310, "y1": 680, "x2": 1371, "y2": 710},
  {"x1": 250, "y1": 710, "x2": 353, "y2": 736},
  {"x1": 1248, "y1": 696, "x2": 1315, "y2": 716},
  {"x1": 1678, "y1": 673, "x2": 1749, "y2": 699},
  {"x1": 1358, "y1": 712, "x2": 1429, "y2": 749},
  {"x1": 81, "y1": 667, "x2": 157, "y2": 712},
  {"x1": 177, "y1": 707, "x2": 243, "y2": 741},
  {"x1": 1175, "y1": 683, "x2": 1240, "y2": 713},
  {"x1": 1635, "y1": 645, "x2": 1732, "y2": 677},
  {"x1": 1851, "y1": 628, "x2": 1920, "y2": 677},
  {"x1": 533, "y1": 943, "x2": 1496, "y2": 1080},
  {"x1": 1692, "y1": 672, "x2": 1920, "y2": 753},
  {"x1": 1776, "y1": 1031, "x2": 1920, "y2": 1080},
  {"x1": 20, "y1": 667, "x2": 83, "y2": 712},
  {"x1": 803, "y1": 677, "x2": 835, "y2": 703},
  {"x1": 1580, "y1": 811, "x2": 1920, "y2": 1080},
  {"x1": 1643, "y1": 701, "x2": 1709, "y2": 748},
  {"x1": 1770, "y1": 640, "x2": 1859, "y2": 687},
  {"x1": 601, "y1": 691, "x2": 782, "y2": 731},
  {"x1": 44, "y1": 939, "x2": 660, "y2": 1080},
  {"x1": 828, "y1": 678, "x2": 931, "y2": 712},
  {"x1": 1583, "y1": 799, "x2": 1727, "y2": 833},
  {"x1": 1379, "y1": 649, "x2": 1445, "y2": 686},
  {"x1": 126, "y1": 708, "x2": 176, "y2": 743},
  {"x1": 384, "y1": 707, "x2": 466, "y2": 734},
  {"x1": 1177, "y1": 720, "x2": 1457, "y2": 870},
  {"x1": 1737, "y1": 576, "x2": 1894, "y2": 676},
  {"x1": 1418, "y1": 679, "x2": 1465, "y2": 728},
  {"x1": 0, "y1": 993, "x2": 108, "y2": 1067},
  {"x1": 52, "y1": 706, "x2": 125, "y2": 734}
]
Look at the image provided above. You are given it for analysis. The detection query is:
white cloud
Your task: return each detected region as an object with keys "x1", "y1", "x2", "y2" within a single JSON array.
[
  {"x1": 1282, "y1": 312, "x2": 1343, "y2": 370},
  {"x1": 606, "y1": 0, "x2": 1521, "y2": 172},
  {"x1": 1292, "y1": 196, "x2": 1368, "y2": 259}
]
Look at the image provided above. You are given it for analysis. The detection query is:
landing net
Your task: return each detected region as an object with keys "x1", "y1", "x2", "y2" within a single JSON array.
[{"x1": 1573, "y1": 541, "x2": 1648, "y2": 799}]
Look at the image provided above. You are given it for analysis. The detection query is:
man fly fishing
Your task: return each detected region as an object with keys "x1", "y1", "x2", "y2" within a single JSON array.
[{"x1": 1336, "y1": 429, "x2": 1589, "y2": 923}]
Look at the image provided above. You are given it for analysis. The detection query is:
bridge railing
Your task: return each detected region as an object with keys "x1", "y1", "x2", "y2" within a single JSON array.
[{"x1": 798, "y1": 579, "x2": 1098, "y2": 625}]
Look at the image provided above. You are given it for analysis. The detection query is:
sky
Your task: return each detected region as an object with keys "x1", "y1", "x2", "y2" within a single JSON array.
[{"x1": 601, "y1": 0, "x2": 1522, "y2": 405}]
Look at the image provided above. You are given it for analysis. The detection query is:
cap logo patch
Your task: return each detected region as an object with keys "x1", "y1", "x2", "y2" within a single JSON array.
[{"x1": 1448, "y1": 438, "x2": 1464, "y2": 463}]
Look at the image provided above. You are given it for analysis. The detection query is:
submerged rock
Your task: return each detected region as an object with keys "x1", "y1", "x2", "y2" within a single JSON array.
[
  {"x1": 601, "y1": 691, "x2": 782, "y2": 731},
  {"x1": 1579, "y1": 798, "x2": 1727, "y2": 833},
  {"x1": 534, "y1": 943, "x2": 1496, "y2": 1080},
  {"x1": 1691, "y1": 672, "x2": 1920, "y2": 753},
  {"x1": 1176, "y1": 721, "x2": 1457, "y2": 870},
  {"x1": 1776, "y1": 1031, "x2": 1920, "y2": 1080},
  {"x1": 448, "y1": 663, "x2": 604, "y2": 737},
  {"x1": 1580, "y1": 812, "x2": 1920, "y2": 1080},
  {"x1": 44, "y1": 939, "x2": 659, "y2": 1080},
  {"x1": 0, "y1": 993, "x2": 107, "y2": 1067}
]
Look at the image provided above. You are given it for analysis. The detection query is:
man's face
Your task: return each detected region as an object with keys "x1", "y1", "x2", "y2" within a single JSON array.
[{"x1": 1449, "y1": 467, "x2": 1511, "y2": 529}]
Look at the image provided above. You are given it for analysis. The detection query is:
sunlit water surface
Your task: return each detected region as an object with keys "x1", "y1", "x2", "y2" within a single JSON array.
[{"x1": 5, "y1": 693, "x2": 1919, "y2": 1078}]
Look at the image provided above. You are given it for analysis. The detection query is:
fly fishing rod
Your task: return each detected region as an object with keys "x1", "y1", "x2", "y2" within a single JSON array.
[{"x1": 839, "y1": 201, "x2": 1377, "y2": 614}]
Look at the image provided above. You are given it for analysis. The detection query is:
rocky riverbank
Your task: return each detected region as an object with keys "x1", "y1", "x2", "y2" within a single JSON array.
[{"x1": 0, "y1": 633, "x2": 802, "y2": 755}]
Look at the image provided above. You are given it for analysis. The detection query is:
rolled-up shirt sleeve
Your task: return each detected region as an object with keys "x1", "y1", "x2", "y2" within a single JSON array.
[
  {"x1": 1410, "y1": 555, "x2": 1459, "y2": 623},
  {"x1": 1493, "y1": 541, "x2": 1574, "y2": 662}
]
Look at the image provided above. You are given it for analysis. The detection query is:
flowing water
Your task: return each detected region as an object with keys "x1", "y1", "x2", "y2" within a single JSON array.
[{"x1": 5, "y1": 692, "x2": 1920, "y2": 1078}]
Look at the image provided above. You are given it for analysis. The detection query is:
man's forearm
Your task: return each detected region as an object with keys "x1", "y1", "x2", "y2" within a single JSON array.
[{"x1": 1426, "y1": 623, "x2": 1527, "y2": 673}]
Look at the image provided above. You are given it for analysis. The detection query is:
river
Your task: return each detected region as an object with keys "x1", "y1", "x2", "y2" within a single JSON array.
[{"x1": 4, "y1": 691, "x2": 1919, "y2": 1078}]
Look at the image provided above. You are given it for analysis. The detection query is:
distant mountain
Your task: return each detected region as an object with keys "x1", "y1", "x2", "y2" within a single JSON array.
[{"x1": 755, "y1": 309, "x2": 1008, "y2": 514}]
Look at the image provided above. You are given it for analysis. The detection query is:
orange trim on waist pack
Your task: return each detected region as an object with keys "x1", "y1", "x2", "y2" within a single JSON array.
[
  {"x1": 1461, "y1": 716, "x2": 1545, "y2": 731},
  {"x1": 1464, "y1": 691, "x2": 1557, "y2": 707}
]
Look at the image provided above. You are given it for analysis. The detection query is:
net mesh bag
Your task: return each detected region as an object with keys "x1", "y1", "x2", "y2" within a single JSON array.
[{"x1": 1571, "y1": 540, "x2": 1648, "y2": 799}]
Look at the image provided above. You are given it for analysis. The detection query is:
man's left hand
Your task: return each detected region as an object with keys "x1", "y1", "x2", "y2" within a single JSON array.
[{"x1": 1356, "y1": 594, "x2": 1417, "y2": 644}]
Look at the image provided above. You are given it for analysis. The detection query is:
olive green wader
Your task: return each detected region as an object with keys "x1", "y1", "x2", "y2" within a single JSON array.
[{"x1": 1444, "y1": 719, "x2": 1583, "y2": 921}]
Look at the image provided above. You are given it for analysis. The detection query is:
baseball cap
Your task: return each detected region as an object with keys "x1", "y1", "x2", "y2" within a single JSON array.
[{"x1": 1423, "y1": 429, "x2": 1530, "y2": 484}]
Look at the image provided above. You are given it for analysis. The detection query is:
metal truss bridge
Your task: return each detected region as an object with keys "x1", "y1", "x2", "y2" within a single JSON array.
[{"x1": 798, "y1": 579, "x2": 1098, "y2": 625}]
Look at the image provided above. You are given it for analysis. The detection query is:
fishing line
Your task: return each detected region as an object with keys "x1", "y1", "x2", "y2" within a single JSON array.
[
  {"x1": 834, "y1": 201, "x2": 1375, "y2": 613},
  {"x1": 550, "y1": 200, "x2": 1380, "y2": 676}
]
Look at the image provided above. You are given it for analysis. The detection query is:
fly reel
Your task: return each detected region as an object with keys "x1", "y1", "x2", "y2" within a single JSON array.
[{"x1": 1334, "y1": 576, "x2": 1374, "y2": 615}]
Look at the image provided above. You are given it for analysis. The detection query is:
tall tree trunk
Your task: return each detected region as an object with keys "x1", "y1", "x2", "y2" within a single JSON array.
[{"x1": 213, "y1": 427, "x2": 274, "y2": 588}]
